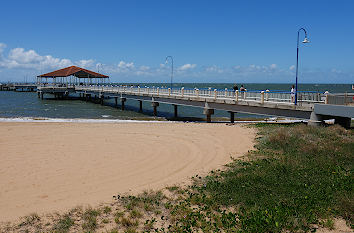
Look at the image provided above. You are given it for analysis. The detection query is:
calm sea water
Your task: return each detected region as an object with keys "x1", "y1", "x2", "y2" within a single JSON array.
[{"x1": 0, "y1": 83, "x2": 352, "y2": 121}]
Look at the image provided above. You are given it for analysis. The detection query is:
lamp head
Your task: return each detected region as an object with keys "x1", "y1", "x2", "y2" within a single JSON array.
[{"x1": 302, "y1": 37, "x2": 310, "y2": 43}]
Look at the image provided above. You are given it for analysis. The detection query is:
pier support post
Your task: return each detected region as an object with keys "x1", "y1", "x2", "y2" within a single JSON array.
[
  {"x1": 151, "y1": 102, "x2": 159, "y2": 116},
  {"x1": 41, "y1": 92, "x2": 44, "y2": 100},
  {"x1": 203, "y1": 108, "x2": 214, "y2": 123},
  {"x1": 37, "y1": 91, "x2": 40, "y2": 98},
  {"x1": 173, "y1": 104, "x2": 178, "y2": 118},
  {"x1": 139, "y1": 100, "x2": 143, "y2": 112},
  {"x1": 99, "y1": 95, "x2": 104, "y2": 105},
  {"x1": 228, "y1": 111, "x2": 236, "y2": 123},
  {"x1": 114, "y1": 97, "x2": 118, "y2": 107},
  {"x1": 308, "y1": 111, "x2": 323, "y2": 126},
  {"x1": 121, "y1": 97, "x2": 126, "y2": 110}
]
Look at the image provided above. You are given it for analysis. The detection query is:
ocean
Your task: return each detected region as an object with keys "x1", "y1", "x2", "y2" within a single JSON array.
[{"x1": 0, "y1": 83, "x2": 352, "y2": 122}]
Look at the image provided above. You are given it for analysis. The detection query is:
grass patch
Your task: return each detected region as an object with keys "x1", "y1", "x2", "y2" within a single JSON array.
[
  {"x1": 82, "y1": 207, "x2": 100, "y2": 232},
  {"x1": 165, "y1": 124, "x2": 353, "y2": 232},
  {"x1": 130, "y1": 209, "x2": 143, "y2": 219},
  {"x1": 18, "y1": 213, "x2": 40, "y2": 227},
  {"x1": 120, "y1": 216, "x2": 139, "y2": 228},
  {"x1": 102, "y1": 206, "x2": 112, "y2": 214},
  {"x1": 52, "y1": 214, "x2": 74, "y2": 233}
]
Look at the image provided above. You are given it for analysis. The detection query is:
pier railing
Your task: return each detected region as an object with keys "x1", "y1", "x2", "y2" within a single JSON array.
[{"x1": 75, "y1": 85, "x2": 327, "y2": 105}]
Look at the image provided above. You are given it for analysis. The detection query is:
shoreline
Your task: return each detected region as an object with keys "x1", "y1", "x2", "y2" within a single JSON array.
[
  {"x1": 0, "y1": 117, "x2": 306, "y2": 124},
  {"x1": 0, "y1": 121, "x2": 255, "y2": 221}
]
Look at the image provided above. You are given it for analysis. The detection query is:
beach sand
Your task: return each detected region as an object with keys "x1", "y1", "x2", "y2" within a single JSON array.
[{"x1": 0, "y1": 122, "x2": 255, "y2": 221}]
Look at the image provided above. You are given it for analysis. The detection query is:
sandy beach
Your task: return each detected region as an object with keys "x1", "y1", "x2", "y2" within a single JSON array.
[{"x1": 0, "y1": 122, "x2": 255, "y2": 221}]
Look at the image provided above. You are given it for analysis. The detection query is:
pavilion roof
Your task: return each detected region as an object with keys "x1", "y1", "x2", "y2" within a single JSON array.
[{"x1": 37, "y1": 66, "x2": 109, "y2": 78}]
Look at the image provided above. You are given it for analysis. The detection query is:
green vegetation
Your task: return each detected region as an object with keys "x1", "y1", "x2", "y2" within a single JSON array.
[
  {"x1": 52, "y1": 214, "x2": 74, "y2": 233},
  {"x1": 82, "y1": 207, "x2": 100, "y2": 232},
  {"x1": 166, "y1": 124, "x2": 353, "y2": 232},
  {"x1": 102, "y1": 206, "x2": 112, "y2": 214},
  {"x1": 18, "y1": 213, "x2": 40, "y2": 227}
]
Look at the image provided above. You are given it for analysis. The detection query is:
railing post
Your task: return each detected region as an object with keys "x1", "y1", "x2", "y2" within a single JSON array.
[
  {"x1": 147, "y1": 87, "x2": 150, "y2": 95},
  {"x1": 261, "y1": 91, "x2": 265, "y2": 104},
  {"x1": 266, "y1": 89, "x2": 269, "y2": 101},
  {"x1": 243, "y1": 89, "x2": 247, "y2": 99},
  {"x1": 214, "y1": 89, "x2": 217, "y2": 99},
  {"x1": 196, "y1": 88, "x2": 199, "y2": 98},
  {"x1": 157, "y1": 87, "x2": 159, "y2": 96},
  {"x1": 208, "y1": 87, "x2": 212, "y2": 96},
  {"x1": 181, "y1": 87, "x2": 184, "y2": 97},
  {"x1": 235, "y1": 90, "x2": 239, "y2": 102},
  {"x1": 138, "y1": 86, "x2": 140, "y2": 94},
  {"x1": 324, "y1": 91, "x2": 329, "y2": 104},
  {"x1": 168, "y1": 88, "x2": 171, "y2": 96},
  {"x1": 225, "y1": 88, "x2": 228, "y2": 97}
]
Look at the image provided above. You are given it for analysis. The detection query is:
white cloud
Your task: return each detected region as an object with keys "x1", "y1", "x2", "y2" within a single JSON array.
[
  {"x1": 76, "y1": 59, "x2": 95, "y2": 68},
  {"x1": 118, "y1": 61, "x2": 134, "y2": 69},
  {"x1": 270, "y1": 64, "x2": 277, "y2": 69},
  {"x1": 8, "y1": 48, "x2": 43, "y2": 63},
  {"x1": 289, "y1": 65, "x2": 295, "y2": 70},
  {"x1": 206, "y1": 65, "x2": 224, "y2": 73},
  {"x1": 0, "y1": 43, "x2": 6, "y2": 54},
  {"x1": 179, "y1": 63, "x2": 196, "y2": 71},
  {"x1": 139, "y1": 65, "x2": 150, "y2": 71},
  {"x1": 0, "y1": 44, "x2": 73, "y2": 70}
]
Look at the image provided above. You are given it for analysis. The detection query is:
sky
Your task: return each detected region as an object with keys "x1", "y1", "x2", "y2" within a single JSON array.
[{"x1": 0, "y1": 0, "x2": 353, "y2": 83}]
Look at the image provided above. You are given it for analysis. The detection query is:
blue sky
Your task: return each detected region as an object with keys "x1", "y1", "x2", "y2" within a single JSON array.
[{"x1": 0, "y1": 0, "x2": 353, "y2": 83}]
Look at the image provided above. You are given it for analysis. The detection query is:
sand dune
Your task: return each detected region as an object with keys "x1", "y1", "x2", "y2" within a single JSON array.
[{"x1": 0, "y1": 122, "x2": 255, "y2": 221}]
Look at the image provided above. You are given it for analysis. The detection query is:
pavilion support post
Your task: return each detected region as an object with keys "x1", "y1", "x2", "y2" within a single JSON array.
[
  {"x1": 121, "y1": 97, "x2": 126, "y2": 110},
  {"x1": 114, "y1": 97, "x2": 118, "y2": 107},
  {"x1": 151, "y1": 102, "x2": 159, "y2": 116},
  {"x1": 173, "y1": 104, "x2": 178, "y2": 118},
  {"x1": 139, "y1": 100, "x2": 143, "y2": 112}
]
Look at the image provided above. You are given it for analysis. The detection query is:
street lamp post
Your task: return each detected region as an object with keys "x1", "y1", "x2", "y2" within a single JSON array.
[
  {"x1": 165, "y1": 56, "x2": 174, "y2": 90},
  {"x1": 295, "y1": 28, "x2": 310, "y2": 105}
]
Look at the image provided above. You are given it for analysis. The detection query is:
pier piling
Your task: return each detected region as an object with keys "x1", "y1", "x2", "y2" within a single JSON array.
[
  {"x1": 203, "y1": 108, "x2": 214, "y2": 123},
  {"x1": 139, "y1": 100, "x2": 143, "y2": 112},
  {"x1": 229, "y1": 111, "x2": 236, "y2": 123},
  {"x1": 173, "y1": 104, "x2": 178, "y2": 118},
  {"x1": 151, "y1": 102, "x2": 159, "y2": 116},
  {"x1": 121, "y1": 98, "x2": 126, "y2": 110}
]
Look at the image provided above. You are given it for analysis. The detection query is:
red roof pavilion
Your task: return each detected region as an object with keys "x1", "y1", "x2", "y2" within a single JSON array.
[{"x1": 37, "y1": 66, "x2": 109, "y2": 78}]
